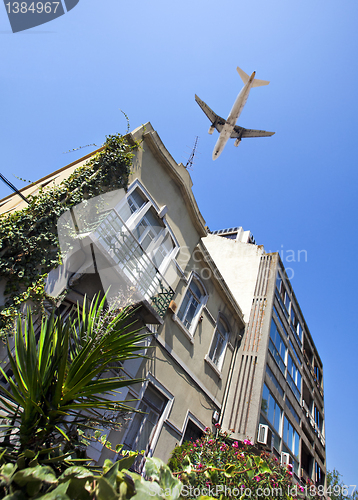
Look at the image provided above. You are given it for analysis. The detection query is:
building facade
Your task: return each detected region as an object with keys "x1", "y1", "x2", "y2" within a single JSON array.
[{"x1": 205, "y1": 229, "x2": 326, "y2": 486}]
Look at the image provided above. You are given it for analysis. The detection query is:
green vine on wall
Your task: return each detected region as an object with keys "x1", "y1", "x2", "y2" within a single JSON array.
[{"x1": 0, "y1": 133, "x2": 136, "y2": 339}]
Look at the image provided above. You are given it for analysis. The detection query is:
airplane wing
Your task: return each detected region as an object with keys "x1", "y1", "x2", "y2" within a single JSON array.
[
  {"x1": 231, "y1": 125, "x2": 275, "y2": 138},
  {"x1": 195, "y1": 95, "x2": 226, "y2": 132}
]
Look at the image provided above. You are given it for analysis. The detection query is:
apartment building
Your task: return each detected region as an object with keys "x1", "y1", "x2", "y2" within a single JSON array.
[
  {"x1": 0, "y1": 123, "x2": 245, "y2": 468},
  {"x1": 205, "y1": 228, "x2": 326, "y2": 487}
]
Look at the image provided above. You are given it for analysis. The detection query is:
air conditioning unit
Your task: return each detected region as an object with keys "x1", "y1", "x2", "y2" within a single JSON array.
[
  {"x1": 281, "y1": 452, "x2": 293, "y2": 467},
  {"x1": 257, "y1": 424, "x2": 273, "y2": 447}
]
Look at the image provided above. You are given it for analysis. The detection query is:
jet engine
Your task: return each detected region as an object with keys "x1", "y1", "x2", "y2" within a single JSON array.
[
  {"x1": 208, "y1": 125, "x2": 215, "y2": 135},
  {"x1": 234, "y1": 138, "x2": 241, "y2": 147}
]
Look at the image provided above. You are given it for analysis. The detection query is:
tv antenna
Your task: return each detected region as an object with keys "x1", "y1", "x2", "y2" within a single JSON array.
[
  {"x1": 63, "y1": 143, "x2": 97, "y2": 154},
  {"x1": 185, "y1": 136, "x2": 199, "y2": 170},
  {"x1": 0, "y1": 172, "x2": 30, "y2": 204}
]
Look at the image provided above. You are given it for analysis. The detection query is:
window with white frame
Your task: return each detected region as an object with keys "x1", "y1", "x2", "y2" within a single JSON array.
[
  {"x1": 177, "y1": 276, "x2": 207, "y2": 333},
  {"x1": 113, "y1": 183, "x2": 179, "y2": 275},
  {"x1": 123, "y1": 383, "x2": 168, "y2": 470},
  {"x1": 208, "y1": 316, "x2": 230, "y2": 371},
  {"x1": 182, "y1": 419, "x2": 204, "y2": 443}
]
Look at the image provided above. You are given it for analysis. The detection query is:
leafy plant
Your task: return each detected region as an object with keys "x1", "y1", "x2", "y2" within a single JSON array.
[
  {"x1": 326, "y1": 469, "x2": 358, "y2": 500},
  {"x1": 0, "y1": 456, "x2": 183, "y2": 500},
  {"x1": 0, "y1": 133, "x2": 136, "y2": 338},
  {"x1": 0, "y1": 294, "x2": 148, "y2": 469},
  {"x1": 168, "y1": 427, "x2": 319, "y2": 500}
]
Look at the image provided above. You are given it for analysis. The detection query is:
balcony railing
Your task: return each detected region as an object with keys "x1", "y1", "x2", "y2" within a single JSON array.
[{"x1": 90, "y1": 208, "x2": 175, "y2": 319}]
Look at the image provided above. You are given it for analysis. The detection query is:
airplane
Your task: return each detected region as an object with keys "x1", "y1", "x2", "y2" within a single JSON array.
[{"x1": 195, "y1": 66, "x2": 275, "y2": 160}]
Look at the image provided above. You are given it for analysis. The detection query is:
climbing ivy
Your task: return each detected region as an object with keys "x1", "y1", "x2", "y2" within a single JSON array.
[{"x1": 0, "y1": 133, "x2": 136, "y2": 338}]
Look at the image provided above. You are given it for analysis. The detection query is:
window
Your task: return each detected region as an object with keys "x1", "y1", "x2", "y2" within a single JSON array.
[
  {"x1": 273, "y1": 307, "x2": 286, "y2": 336},
  {"x1": 314, "y1": 406, "x2": 323, "y2": 431},
  {"x1": 115, "y1": 184, "x2": 178, "y2": 274},
  {"x1": 208, "y1": 317, "x2": 230, "y2": 371},
  {"x1": 123, "y1": 383, "x2": 168, "y2": 471},
  {"x1": 276, "y1": 272, "x2": 282, "y2": 293},
  {"x1": 287, "y1": 354, "x2": 301, "y2": 401},
  {"x1": 269, "y1": 318, "x2": 287, "y2": 374},
  {"x1": 261, "y1": 384, "x2": 282, "y2": 451},
  {"x1": 283, "y1": 416, "x2": 299, "y2": 460},
  {"x1": 177, "y1": 276, "x2": 207, "y2": 333},
  {"x1": 261, "y1": 384, "x2": 282, "y2": 436},
  {"x1": 95, "y1": 183, "x2": 178, "y2": 309},
  {"x1": 266, "y1": 365, "x2": 284, "y2": 397},
  {"x1": 315, "y1": 462, "x2": 324, "y2": 485},
  {"x1": 289, "y1": 340, "x2": 301, "y2": 367},
  {"x1": 285, "y1": 398, "x2": 300, "y2": 425},
  {"x1": 296, "y1": 322, "x2": 303, "y2": 342},
  {"x1": 182, "y1": 419, "x2": 204, "y2": 443}
]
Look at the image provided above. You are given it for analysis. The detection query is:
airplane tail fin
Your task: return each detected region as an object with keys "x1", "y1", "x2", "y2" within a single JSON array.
[
  {"x1": 237, "y1": 66, "x2": 270, "y2": 87},
  {"x1": 237, "y1": 66, "x2": 250, "y2": 84}
]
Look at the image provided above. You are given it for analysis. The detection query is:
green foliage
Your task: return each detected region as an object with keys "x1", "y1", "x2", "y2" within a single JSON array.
[
  {"x1": 0, "y1": 294, "x2": 148, "y2": 468},
  {"x1": 168, "y1": 428, "x2": 318, "y2": 500},
  {"x1": 0, "y1": 133, "x2": 136, "y2": 338},
  {"x1": 0, "y1": 456, "x2": 183, "y2": 500},
  {"x1": 327, "y1": 469, "x2": 358, "y2": 500}
]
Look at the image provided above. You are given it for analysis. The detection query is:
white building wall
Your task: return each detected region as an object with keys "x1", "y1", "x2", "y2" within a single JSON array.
[{"x1": 204, "y1": 233, "x2": 265, "y2": 322}]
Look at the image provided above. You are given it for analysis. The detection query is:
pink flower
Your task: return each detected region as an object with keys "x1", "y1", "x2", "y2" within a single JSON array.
[
  {"x1": 232, "y1": 441, "x2": 239, "y2": 448},
  {"x1": 193, "y1": 443, "x2": 197, "y2": 447},
  {"x1": 287, "y1": 463, "x2": 293, "y2": 468},
  {"x1": 215, "y1": 423, "x2": 221, "y2": 428},
  {"x1": 220, "y1": 444, "x2": 227, "y2": 451},
  {"x1": 299, "y1": 486, "x2": 304, "y2": 492},
  {"x1": 254, "y1": 476, "x2": 261, "y2": 482},
  {"x1": 288, "y1": 471, "x2": 293, "y2": 476},
  {"x1": 204, "y1": 426, "x2": 210, "y2": 432},
  {"x1": 243, "y1": 439, "x2": 253, "y2": 445},
  {"x1": 208, "y1": 439, "x2": 214, "y2": 445},
  {"x1": 240, "y1": 453, "x2": 244, "y2": 457}
]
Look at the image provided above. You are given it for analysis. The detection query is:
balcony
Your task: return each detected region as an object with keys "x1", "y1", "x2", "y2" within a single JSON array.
[
  {"x1": 47, "y1": 197, "x2": 175, "y2": 321},
  {"x1": 94, "y1": 209, "x2": 175, "y2": 319}
]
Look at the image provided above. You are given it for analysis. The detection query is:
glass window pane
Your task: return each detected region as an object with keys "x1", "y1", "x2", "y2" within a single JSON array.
[
  {"x1": 184, "y1": 299, "x2": 198, "y2": 328},
  {"x1": 178, "y1": 292, "x2": 190, "y2": 321},
  {"x1": 268, "y1": 394, "x2": 275, "y2": 424},
  {"x1": 190, "y1": 281, "x2": 203, "y2": 300},
  {"x1": 261, "y1": 384, "x2": 269, "y2": 416},
  {"x1": 130, "y1": 189, "x2": 146, "y2": 209}
]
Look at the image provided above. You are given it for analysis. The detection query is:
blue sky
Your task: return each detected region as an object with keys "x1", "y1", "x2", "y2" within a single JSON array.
[{"x1": 1, "y1": 0, "x2": 357, "y2": 487}]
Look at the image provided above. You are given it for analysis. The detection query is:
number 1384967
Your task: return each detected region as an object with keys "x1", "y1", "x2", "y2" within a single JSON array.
[{"x1": 5, "y1": 2, "x2": 60, "y2": 14}]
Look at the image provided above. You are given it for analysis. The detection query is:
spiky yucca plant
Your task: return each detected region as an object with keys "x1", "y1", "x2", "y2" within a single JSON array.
[{"x1": 0, "y1": 295, "x2": 148, "y2": 468}]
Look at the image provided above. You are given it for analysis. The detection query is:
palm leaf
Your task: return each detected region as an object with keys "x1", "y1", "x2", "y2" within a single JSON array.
[{"x1": 0, "y1": 293, "x2": 149, "y2": 465}]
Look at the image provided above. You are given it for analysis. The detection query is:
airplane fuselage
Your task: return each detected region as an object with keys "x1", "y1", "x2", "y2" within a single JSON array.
[{"x1": 213, "y1": 71, "x2": 256, "y2": 160}]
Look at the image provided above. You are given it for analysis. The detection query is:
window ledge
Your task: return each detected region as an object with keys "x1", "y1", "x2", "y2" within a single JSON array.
[
  {"x1": 172, "y1": 314, "x2": 195, "y2": 344},
  {"x1": 204, "y1": 355, "x2": 223, "y2": 379}
]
